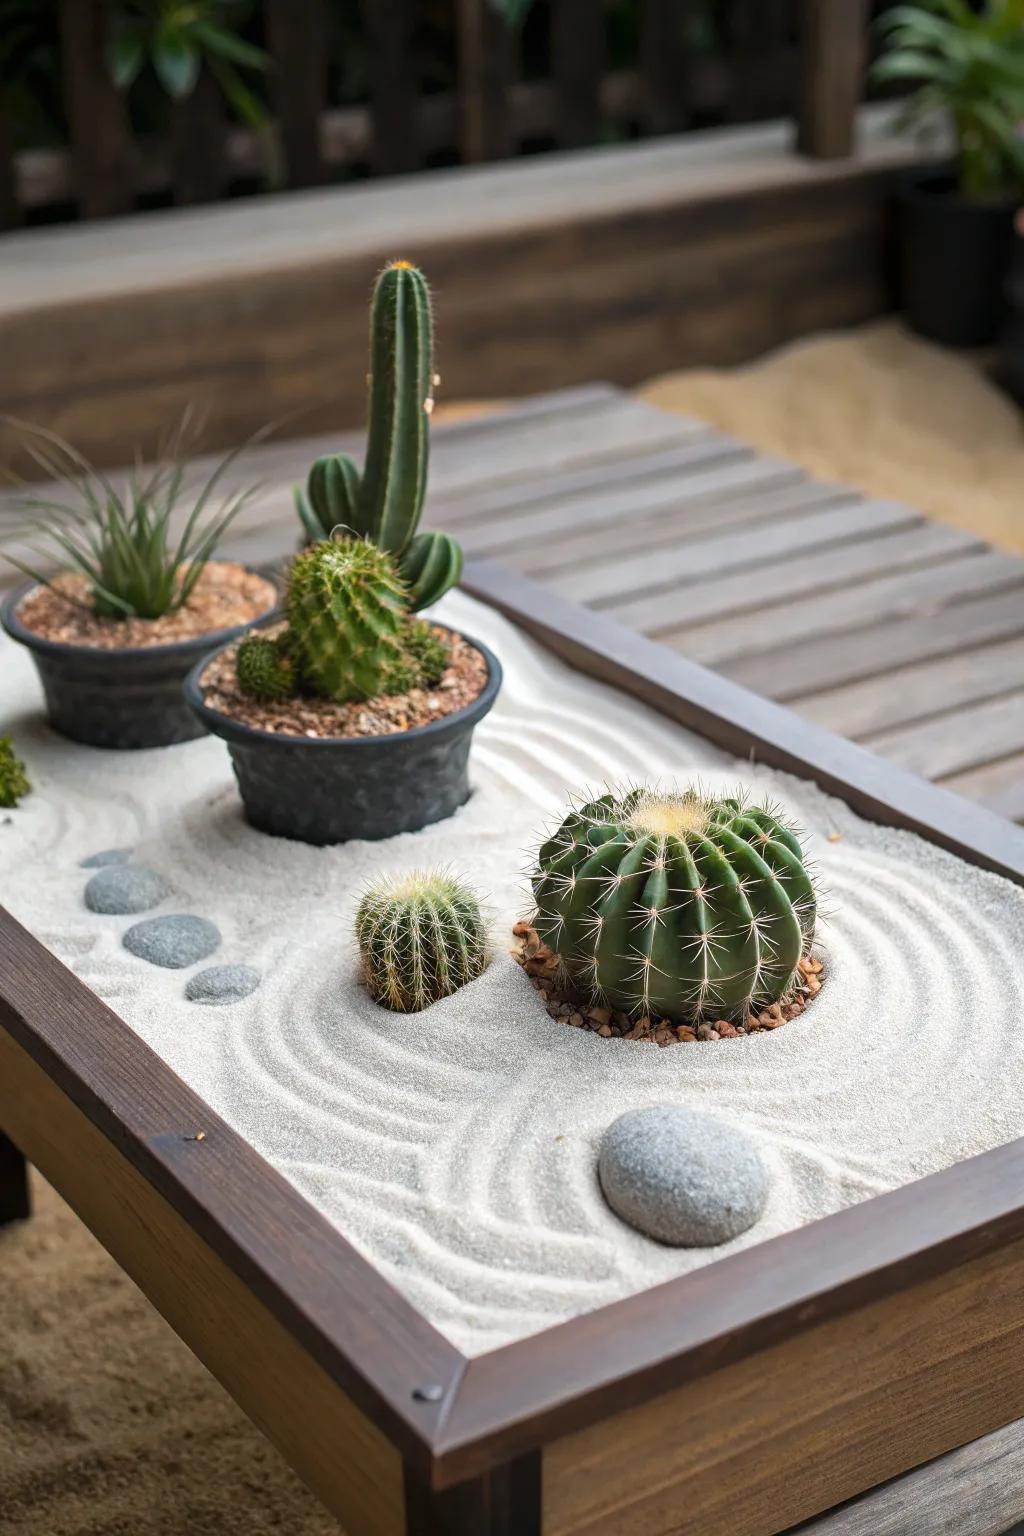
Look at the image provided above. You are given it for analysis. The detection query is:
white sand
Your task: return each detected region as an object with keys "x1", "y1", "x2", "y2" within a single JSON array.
[{"x1": 3, "y1": 589, "x2": 1024, "y2": 1356}]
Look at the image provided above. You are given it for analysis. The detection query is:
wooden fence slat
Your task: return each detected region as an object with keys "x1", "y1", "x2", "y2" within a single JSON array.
[
  {"x1": 266, "y1": 0, "x2": 327, "y2": 187},
  {"x1": 365, "y1": 0, "x2": 419, "y2": 175},
  {"x1": 639, "y1": 0, "x2": 691, "y2": 135},
  {"x1": 727, "y1": 0, "x2": 795, "y2": 123},
  {"x1": 171, "y1": 69, "x2": 225, "y2": 206},
  {"x1": 0, "y1": 103, "x2": 20, "y2": 230},
  {"x1": 796, "y1": 0, "x2": 871, "y2": 159},
  {"x1": 457, "y1": 0, "x2": 514, "y2": 164},
  {"x1": 57, "y1": 0, "x2": 135, "y2": 219},
  {"x1": 552, "y1": 0, "x2": 604, "y2": 150}
]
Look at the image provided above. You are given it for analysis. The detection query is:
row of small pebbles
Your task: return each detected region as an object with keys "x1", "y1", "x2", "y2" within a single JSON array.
[
  {"x1": 78, "y1": 848, "x2": 259, "y2": 1005},
  {"x1": 511, "y1": 922, "x2": 822, "y2": 1043}
]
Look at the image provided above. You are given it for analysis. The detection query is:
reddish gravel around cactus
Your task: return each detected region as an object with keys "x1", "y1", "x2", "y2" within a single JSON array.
[
  {"x1": 200, "y1": 623, "x2": 487, "y2": 738},
  {"x1": 511, "y1": 921, "x2": 823, "y2": 1044},
  {"x1": 17, "y1": 563, "x2": 276, "y2": 648}
]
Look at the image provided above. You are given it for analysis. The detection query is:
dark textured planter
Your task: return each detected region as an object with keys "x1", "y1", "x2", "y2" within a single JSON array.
[
  {"x1": 897, "y1": 172, "x2": 1017, "y2": 348},
  {"x1": 1, "y1": 574, "x2": 278, "y2": 751},
  {"x1": 184, "y1": 626, "x2": 502, "y2": 844}
]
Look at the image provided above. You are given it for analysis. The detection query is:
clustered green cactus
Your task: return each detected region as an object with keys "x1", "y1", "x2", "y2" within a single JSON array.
[
  {"x1": 531, "y1": 785, "x2": 817, "y2": 1023},
  {"x1": 286, "y1": 538, "x2": 409, "y2": 702},
  {"x1": 0, "y1": 737, "x2": 30, "y2": 808},
  {"x1": 294, "y1": 261, "x2": 463, "y2": 613},
  {"x1": 356, "y1": 869, "x2": 490, "y2": 1012},
  {"x1": 234, "y1": 536, "x2": 451, "y2": 705},
  {"x1": 235, "y1": 633, "x2": 294, "y2": 702}
]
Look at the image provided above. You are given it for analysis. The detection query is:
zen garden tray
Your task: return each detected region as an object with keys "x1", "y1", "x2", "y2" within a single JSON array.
[{"x1": 4, "y1": 562, "x2": 1024, "y2": 1536}]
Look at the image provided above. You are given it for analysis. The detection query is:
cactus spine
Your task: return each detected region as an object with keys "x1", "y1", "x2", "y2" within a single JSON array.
[
  {"x1": 235, "y1": 633, "x2": 295, "y2": 702},
  {"x1": 532, "y1": 786, "x2": 817, "y2": 1023},
  {"x1": 286, "y1": 538, "x2": 408, "y2": 702},
  {"x1": 295, "y1": 262, "x2": 463, "y2": 611},
  {"x1": 356, "y1": 869, "x2": 490, "y2": 1012}
]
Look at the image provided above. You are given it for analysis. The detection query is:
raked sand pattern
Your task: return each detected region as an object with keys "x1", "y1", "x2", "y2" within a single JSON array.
[{"x1": 3, "y1": 590, "x2": 1024, "y2": 1354}]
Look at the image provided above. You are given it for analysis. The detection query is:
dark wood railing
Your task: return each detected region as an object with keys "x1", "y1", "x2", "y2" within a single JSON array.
[{"x1": 0, "y1": 0, "x2": 872, "y2": 230}]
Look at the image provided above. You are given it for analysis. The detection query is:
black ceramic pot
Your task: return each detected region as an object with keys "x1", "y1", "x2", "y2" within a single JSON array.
[
  {"x1": 1, "y1": 574, "x2": 279, "y2": 751},
  {"x1": 184, "y1": 626, "x2": 502, "y2": 844},
  {"x1": 897, "y1": 171, "x2": 1017, "y2": 348}
]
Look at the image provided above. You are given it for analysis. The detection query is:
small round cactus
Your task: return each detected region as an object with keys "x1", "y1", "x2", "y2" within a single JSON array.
[
  {"x1": 356, "y1": 869, "x2": 490, "y2": 1012},
  {"x1": 0, "y1": 736, "x2": 30, "y2": 808},
  {"x1": 235, "y1": 633, "x2": 295, "y2": 702},
  {"x1": 286, "y1": 536, "x2": 409, "y2": 702},
  {"x1": 385, "y1": 617, "x2": 450, "y2": 694},
  {"x1": 531, "y1": 785, "x2": 817, "y2": 1023}
]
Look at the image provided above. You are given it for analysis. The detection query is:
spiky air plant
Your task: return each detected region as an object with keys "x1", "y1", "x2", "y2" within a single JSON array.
[
  {"x1": 0, "y1": 736, "x2": 30, "y2": 807},
  {"x1": 356, "y1": 869, "x2": 490, "y2": 1012},
  {"x1": 0, "y1": 410, "x2": 262, "y2": 620},
  {"x1": 294, "y1": 262, "x2": 463, "y2": 612},
  {"x1": 531, "y1": 785, "x2": 817, "y2": 1024},
  {"x1": 234, "y1": 632, "x2": 295, "y2": 702}
]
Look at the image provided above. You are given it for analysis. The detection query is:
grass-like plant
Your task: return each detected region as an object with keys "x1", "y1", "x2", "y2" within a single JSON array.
[
  {"x1": 873, "y1": 0, "x2": 1024, "y2": 200},
  {"x1": 1, "y1": 412, "x2": 261, "y2": 620}
]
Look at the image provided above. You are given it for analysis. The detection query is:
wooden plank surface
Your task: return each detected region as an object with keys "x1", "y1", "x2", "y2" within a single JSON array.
[{"x1": 791, "y1": 1417, "x2": 1024, "y2": 1536}]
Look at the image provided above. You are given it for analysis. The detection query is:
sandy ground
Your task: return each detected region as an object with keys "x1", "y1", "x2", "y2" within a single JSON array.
[{"x1": 641, "y1": 320, "x2": 1024, "y2": 556}]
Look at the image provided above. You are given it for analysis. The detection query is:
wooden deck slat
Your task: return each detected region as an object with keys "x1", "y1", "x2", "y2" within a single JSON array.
[
  {"x1": 611, "y1": 521, "x2": 980, "y2": 637},
  {"x1": 941, "y1": 756, "x2": 1024, "y2": 825},
  {"x1": 677, "y1": 548, "x2": 1021, "y2": 669},
  {"x1": 721, "y1": 587, "x2": 1024, "y2": 704},
  {"x1": 518, "y1": 484, "x2": 862, "y2": 579},
  {"x1": 559, "y1": 498, "x2": 923, "y2": 607},
  {"x1": 432, "y1": 433, "x2": 740, "y2": 529},
  {"x1": 796, "y1": 638, "x2": 1024, "y2": 741},
  {"x1": 451, "y1": 457, "x2": 804, "y2": 555},
  {"x1": 865, "y1": 693, "x2": 1024, "y2": 782}
]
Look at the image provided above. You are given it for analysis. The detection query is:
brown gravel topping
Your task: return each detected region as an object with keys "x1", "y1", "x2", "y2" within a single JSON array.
[
  {"x1": 199, "y1": 624, "x2": 488, "y2": 739},
  {"x1": 511, "y1": 921, "x2": 823, "y2": 1044},
  {"x1": 16, "y1": 563, "x2": 277, "y2": 650}
]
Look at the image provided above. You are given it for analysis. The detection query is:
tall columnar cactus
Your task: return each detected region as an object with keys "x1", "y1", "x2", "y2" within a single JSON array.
[
  {"x1": 356, "y1": 869, "x2": 490, "y2": 1012},
  {"x1": 286, "y1": 537, "x2": 409, "y2": 703},
  {"x1": 295, "y1": 261, "x2": 463, "y2": 612},
  {"x1": 531, "y1": 786, "x2": 817, "y2": 1023}
]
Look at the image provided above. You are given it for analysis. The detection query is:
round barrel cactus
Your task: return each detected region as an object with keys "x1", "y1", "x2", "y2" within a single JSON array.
[
  {"x1": 235, "y1": 633, "x2": 295, "y2": 702},
  {"x1": 531, "y1": 786, "x2": 817, "y2": 1022},
  {"x1": 356, "y1": 870, "x2": 490, "y2": 1012},
  {"x1": 286, "y1": 536, "x2": 408, "y2": 702}
]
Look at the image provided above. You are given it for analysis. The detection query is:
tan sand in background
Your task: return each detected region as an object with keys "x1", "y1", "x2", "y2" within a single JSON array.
[{"x1": 640, "y1": 320, "x2": 1024, "y2": 556}]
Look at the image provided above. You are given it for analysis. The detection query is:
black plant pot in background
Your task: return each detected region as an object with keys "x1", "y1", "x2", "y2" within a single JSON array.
[
  {"x1": 897, "y1": 172, "x2": 1018, "y2": 348},
  {"x1": 999, "y1": 217, "x2": 1024, "y2": 407},
  {"x1": 1, "y1": 577, "x2": 279, "y2": 750},
  {"x1": 184, "y1": 628, "x2": 503, "y2": 845}
]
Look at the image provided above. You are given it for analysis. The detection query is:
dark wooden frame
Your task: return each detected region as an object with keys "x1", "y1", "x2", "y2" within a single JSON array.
[{"x1": 4, "y1": 561, "x2": 1024, "y2": 1535}]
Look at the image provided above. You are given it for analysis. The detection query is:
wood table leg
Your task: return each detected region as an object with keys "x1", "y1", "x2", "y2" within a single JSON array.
[
  {"x1": 0, "y1": 1130, "x2": 30, "y2": 1223},
  {"x1": 404, "y1": 1453, "x2": 541, "y2": 1535}
]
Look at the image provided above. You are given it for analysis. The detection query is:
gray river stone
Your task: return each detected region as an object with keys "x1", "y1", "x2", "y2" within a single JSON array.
[
  {"x1": 598, "y1": 1105, "x2": 769, "y2": 1247},
  {"x1": 185, "y1": 964, "x2": 261, "y2": 1006},
  {"x1": 123, "y1": 914, "x2": 221, "y2": 970},
  {"x1": 84, "y1": 864, "x2": 170, "y2": 915},
  {"x1": 80, "y1": 847, "x2": 133, "y2": 869}
]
